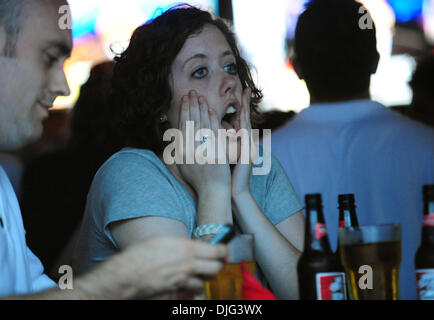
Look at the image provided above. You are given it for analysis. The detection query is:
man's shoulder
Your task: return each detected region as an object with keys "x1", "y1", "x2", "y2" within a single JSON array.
[
  {"x1": 271, "y1": 115, "x2": 301, "y2": 140},
  {"x1": 378, "y1": 109, "x2": 434, "y2": 144},
  {"x1": 272, "y1": 101, "x2": 433, "y2": 138}
]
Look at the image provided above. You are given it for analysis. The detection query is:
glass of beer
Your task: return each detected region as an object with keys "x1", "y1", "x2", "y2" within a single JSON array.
[
  {"x1": 338, "y1": 224, "x2": 402, "y2": 300},
  {"x1": 205, "y1": 234, "x2": 255, "y2": 300}
]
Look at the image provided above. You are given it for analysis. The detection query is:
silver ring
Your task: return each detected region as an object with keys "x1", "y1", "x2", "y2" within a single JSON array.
[{"x1": 202, "y1": 135, "x2": 210, "y2": 143}]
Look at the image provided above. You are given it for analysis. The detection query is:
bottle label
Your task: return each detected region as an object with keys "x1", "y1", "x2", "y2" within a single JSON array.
[
  {"x1": 315, "y1": 272, "x2": 346, "y2": 300},
  {"x1": 423, "y1": 213, "x2": 434, "y2": 227},
  {"x1": 315, "y1": 222, "x2": 328, "y2": 239},
  {"x1": 339, "y1": 220, "x2": 346, "y2": 228},
  {"x1": 416, "y1": 269, "x2": 434, "y2": 300}
]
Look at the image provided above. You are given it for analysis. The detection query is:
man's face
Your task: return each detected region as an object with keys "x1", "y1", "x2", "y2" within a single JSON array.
[{"x1": 0, "y1": 0, "x2": 72, "y2": 150}]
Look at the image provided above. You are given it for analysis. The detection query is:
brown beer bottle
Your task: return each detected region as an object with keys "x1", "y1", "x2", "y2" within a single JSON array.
[
  {"x1": 415, "y1": 184, "x2": 434, "y2": 300},
  {"x1": 297, "y1": 194, "x2": 347, "y2": 300},
  {"x1": 334, "y1": 194, "x2": 359, "y2": 299},
  {"x1": 338, "y1": 194, "x2": 360, "y2": 229},
  {"x1": 335, "y1": 194, "x2": 360, "y2": 257}
]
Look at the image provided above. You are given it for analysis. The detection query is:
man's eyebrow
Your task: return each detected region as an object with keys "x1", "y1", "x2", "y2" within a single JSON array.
[{"x1": 45, "y1": 40, "x2": 72, "y2": 58}]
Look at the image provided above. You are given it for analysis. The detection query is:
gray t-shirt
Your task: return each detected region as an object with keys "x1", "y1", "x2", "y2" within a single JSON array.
[{"x1": 73, "y1": 148, "x2": 303, "y2": 274}]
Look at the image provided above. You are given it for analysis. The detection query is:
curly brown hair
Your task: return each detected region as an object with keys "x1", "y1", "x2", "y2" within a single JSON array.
[{"x1": 109, "y1": 4, "x2": 263, "y2": 155}]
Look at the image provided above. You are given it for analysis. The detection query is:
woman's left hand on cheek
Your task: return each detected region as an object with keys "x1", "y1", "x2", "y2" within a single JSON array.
[{"x1": 231, "y1": 87, "x2": 254, "y2": 199}]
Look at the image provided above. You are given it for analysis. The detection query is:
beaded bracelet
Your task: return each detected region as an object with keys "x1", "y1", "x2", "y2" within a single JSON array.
[{"x1": 192, "y1": 223, "x2": 225, "y2": 239}]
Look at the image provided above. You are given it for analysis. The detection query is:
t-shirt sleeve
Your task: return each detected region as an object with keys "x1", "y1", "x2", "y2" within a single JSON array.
[
  {"x1": 263, "y1": 155, "x2": 304, "y2": 225},
  {"x1": 94, "y1": 151, "x2": 188, "y2": 246},
  {"x1": 26, "y1": 246, "x2": 56, "y2": 293}
]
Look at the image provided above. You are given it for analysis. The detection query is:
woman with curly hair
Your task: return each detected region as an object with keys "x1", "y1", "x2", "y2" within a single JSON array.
[{"x1": 74, "y1": 4, "x2": 304, "y2": 299}]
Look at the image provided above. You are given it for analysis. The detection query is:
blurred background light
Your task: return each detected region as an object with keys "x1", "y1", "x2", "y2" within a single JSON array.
[
  {"x1": 423, "y1": 0, "x2": 434, "y2": 45},
  {"x1": 53, "y1": 0, "x2": 217, "y2": 109},
  {"x1": 55, "y1": 0, "x2": 432, "y2": 113},
  {"x1": 232, "y1": 0, "x2": 310, "y2": 113},
  {"x1": 232, "y1": 0, "x2": 431, "y2": 112},
  {"x1": 387, "y1": 0, "x2": 424, "y2": 23},
  {"x1": 360, "y1": 0, "x2": 416, "y2": 107}
]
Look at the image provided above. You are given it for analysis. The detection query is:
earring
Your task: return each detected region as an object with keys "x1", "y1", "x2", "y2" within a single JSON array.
[{"x1": 160, "y1": 114, "x2": 168, "y2": 123}]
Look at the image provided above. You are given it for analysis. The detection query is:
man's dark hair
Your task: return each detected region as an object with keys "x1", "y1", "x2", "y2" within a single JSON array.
[
  {"x1": 0, "y1": 0, "x2": 26, "y2": 57},
  {"x1": 109, "y1": 4, "x2": 263, "y2": 155},
  {"x1": 294, "y1": 0, "x2": 379, "y2": 101}
]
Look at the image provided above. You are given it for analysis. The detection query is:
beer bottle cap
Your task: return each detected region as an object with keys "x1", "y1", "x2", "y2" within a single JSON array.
[
  {"x1": 423, "y1": 185, "x2": 434, "y2": 202},
  {"x1": 305, "y1": 193, "x2": 322, "y2": 208},
  {"x1": 338, "y1": 194, "x2": 356, "y2": 208}
]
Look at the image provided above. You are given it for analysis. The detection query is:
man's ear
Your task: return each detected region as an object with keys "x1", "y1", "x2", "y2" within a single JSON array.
[
  {"x1": 371, "y1": 50, "x2": 380, "y2": 74},
  {"x1": 291, "y1": 56, "x2": 304, "y2": 80}
]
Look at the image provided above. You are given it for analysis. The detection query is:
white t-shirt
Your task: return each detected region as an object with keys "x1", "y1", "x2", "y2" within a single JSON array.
[{"x1": 0, "y1": 166, "x2": 55, "y2": 297}]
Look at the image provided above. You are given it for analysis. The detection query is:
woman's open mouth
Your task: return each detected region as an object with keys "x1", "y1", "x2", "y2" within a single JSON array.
[{"x1": 221, "y1": 102, "x2": 241, "y2": 132}]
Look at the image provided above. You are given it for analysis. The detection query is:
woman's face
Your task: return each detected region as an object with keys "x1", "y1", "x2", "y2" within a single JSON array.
[{"x1": 167, "y1": 24, "x2": 243, "y2": 131}]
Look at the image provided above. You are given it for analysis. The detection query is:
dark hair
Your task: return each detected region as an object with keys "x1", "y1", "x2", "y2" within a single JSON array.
[
  {"x1": 109, "y1": 4, "x2": 263, "y2": 155},
  {"x1": 294, "y1": 0, "x2": 379, "y2": 101},
  {"x1": 0, "y1": 0, "x2": 26, "y2": 57},
  {"x1": 69, "y1": 61, "x2": 122, "y2": 154}
]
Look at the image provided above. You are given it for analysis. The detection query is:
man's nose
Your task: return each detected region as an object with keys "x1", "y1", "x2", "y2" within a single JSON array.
[{"x1": 49, "y1": 67, "x2": 71, "y2": 97}]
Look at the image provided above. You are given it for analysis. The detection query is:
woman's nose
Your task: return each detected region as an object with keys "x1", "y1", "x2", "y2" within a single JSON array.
[{"x1": 219, "y1": 71, "x2": 237, "y2": 96}]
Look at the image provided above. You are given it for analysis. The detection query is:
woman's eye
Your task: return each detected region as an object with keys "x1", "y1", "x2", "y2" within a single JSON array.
[
  {"x1": 192, "y1": 67, "x2": 208, "y2": 79},
  {"x1": 224, "y1": 63, "x2": 238, "y2": 75}
]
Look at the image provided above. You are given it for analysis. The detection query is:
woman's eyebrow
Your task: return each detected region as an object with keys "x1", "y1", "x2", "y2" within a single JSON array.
[
  {"x1": 182, "y1": 50, "x2": 235, "y2": 69},
  {"x1": 221, "y1": 50, "x2": 233, "y2": 59},
  {"x1": 183, "y1": 53, "x2": 207, "y2": 68}
]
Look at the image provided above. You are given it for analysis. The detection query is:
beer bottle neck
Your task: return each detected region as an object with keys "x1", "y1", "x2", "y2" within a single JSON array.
[
  {"x1": 423, "y1": 200, "x2": 434, "y2": 217},
  {"x1": 305, "y1": 207, "x2": 332, "y2": 253},
  {"x1": 338, "y1": 206, "x2": 359, "y2": 228},
  {"x1": 335, "y1": 204, "x2": 358, "y2": 256},
  {"x1": 421, "y1": 200, "x2": 434, "y2": 243}
]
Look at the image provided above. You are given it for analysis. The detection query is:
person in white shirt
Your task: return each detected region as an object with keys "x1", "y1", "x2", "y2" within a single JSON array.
[
  {"x1": 0, "y1": 0, "x2": 228, "y2": 299},
  {"x1": 272, "y1": 0, "x2": 434, "y2": 299}
]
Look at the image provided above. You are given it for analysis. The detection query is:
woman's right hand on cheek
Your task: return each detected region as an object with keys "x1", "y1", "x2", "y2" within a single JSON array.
[{"x1": 177, "y1": 90, "x2": 231, "y2": 196}]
